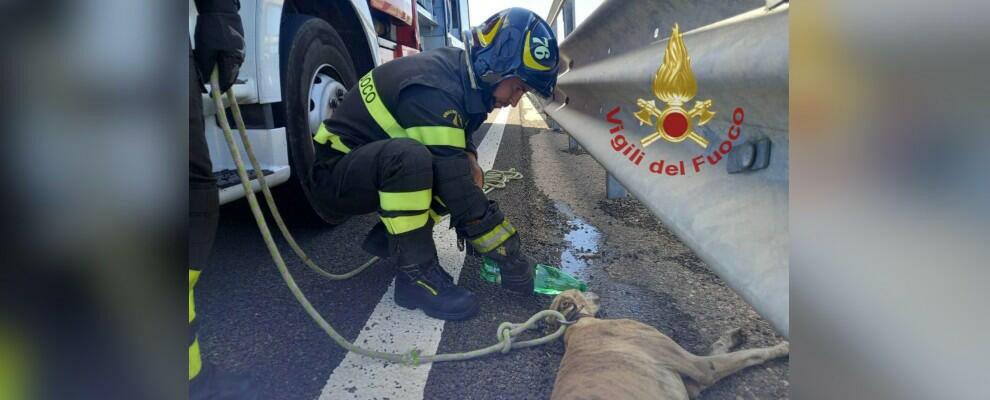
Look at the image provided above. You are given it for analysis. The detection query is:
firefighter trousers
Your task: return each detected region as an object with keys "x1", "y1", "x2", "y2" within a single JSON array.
[{"x1": 310, "y1": 138, "x2": 490, "y2": 266}]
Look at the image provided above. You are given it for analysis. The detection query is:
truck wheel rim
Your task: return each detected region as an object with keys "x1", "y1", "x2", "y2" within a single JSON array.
[{"x1": 308, "y1": 65, "x2": 347, "y2": 137}]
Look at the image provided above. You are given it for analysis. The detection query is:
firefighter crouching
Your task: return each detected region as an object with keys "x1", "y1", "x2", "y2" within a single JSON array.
[{"x1": 310, "y1": 8, "x2": 560, "y2": 320}]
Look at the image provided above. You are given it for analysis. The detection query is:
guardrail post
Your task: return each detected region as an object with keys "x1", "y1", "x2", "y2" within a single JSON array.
[
  {"x1": 606, "y1": 173, "x2": 628, "y2": 199},
  {"x1": 546, "y1": 114, "x2": 561, "y2": 131},
  {"x1": 567, "y1": 136, "x2": 582, "y2": 153}
]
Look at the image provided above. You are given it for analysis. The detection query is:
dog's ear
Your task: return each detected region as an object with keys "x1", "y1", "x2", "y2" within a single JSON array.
[
  {"x1": 559, "y1": 298, "x2": 576, "y2": 317},
  {"x1": 550, "y1": 291, "x2": 577, "y2": 315},
  {"x1": 545, "y1": 291, "x2": 578, "y2": 334}
]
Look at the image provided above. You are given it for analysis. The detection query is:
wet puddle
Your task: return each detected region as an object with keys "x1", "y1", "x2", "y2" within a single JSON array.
[{"x1": 553, "y1": 202, "x2": 601, "y2": 280}]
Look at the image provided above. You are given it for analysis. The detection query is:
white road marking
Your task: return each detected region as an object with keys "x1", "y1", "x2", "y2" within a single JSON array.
[
  {"x1": 318, "y1": 107, "x2": 511, "y2": 400},
  {"x1": 474, "y1": 104, "x2": 511, "y2": 170}
]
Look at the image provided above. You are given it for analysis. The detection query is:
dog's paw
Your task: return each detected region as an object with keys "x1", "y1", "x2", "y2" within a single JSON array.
[
  {"x1": 774, "y1": 341, "x2": 790, "y2": 357},
  {"x1": 725, "y1": 327, "x2": 745, "y2": 347}
]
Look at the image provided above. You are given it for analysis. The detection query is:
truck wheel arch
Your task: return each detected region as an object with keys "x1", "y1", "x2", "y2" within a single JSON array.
[
  {"x1": 277, "y1": 15, "x2": 357, "y2": 225},
  {"x1": 281, "y1": 0, "x2": 377, "y2": 79}
]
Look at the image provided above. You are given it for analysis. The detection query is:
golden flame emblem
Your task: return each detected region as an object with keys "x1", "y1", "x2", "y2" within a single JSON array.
[{"x1": 635, "y1": 24, "x2": 714, "y2": 149}]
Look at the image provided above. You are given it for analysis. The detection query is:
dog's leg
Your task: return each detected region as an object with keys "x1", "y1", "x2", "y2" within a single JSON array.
[
  {"x1": 684, "y1": 379, "x2": 704, "y2": 399},
  {"x1": 695, "y1": 341, "x2": 789, "y2": 387},
  {"x1": 684, "y1": 328, "x2": 745, "y2": 398},
  {"x1": 709, "y1": 328, "x2": 743, "y2": 355}
]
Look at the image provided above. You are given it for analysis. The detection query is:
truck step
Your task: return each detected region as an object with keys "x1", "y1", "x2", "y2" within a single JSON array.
[{"x1": 216, "y1": 168, "x2": 273, "y2": 189}]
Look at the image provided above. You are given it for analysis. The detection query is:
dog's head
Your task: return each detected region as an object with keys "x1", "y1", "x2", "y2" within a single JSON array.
[{"x1": 544, "y1": 290, "x2": 600, "y2": 332}]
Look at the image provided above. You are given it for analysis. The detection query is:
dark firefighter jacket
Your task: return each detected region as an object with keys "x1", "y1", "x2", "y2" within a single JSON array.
[
  {"x1": 311, "y1": 47, "x2": 516, "y2": 259},
  {"x1": 314, "y1": 47, "x2": 494, "y2": 161}
]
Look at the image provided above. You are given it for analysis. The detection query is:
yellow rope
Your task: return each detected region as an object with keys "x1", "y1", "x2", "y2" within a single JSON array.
[
  {"x1": 220, "y1": 81, "x2": 378, "y2": 280},
  {"x1": 209, "y1": 68, "x2": 568, "y2": 365},
  {"x1": 483, "y1": 168, "x2": 523, "y2": 194}
]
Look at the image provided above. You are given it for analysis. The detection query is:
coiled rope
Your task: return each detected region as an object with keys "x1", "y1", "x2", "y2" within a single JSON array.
[{"x1": 483, "y1": 168, "x2": 522, "y2": 194}]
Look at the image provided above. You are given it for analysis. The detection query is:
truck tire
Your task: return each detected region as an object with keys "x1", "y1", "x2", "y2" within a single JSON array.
[{"x1": 280, "y1": 16, "x2": 357, "y2": 225}]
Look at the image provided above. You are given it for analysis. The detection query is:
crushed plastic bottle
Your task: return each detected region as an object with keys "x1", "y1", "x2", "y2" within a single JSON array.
[{"x1": 480, "y1": 256, "x2": 588, "y2": 296}]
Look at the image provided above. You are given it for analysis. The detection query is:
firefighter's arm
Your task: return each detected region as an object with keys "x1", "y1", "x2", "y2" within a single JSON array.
[
  {"x1": 193, "y1": 0, "x2": 245, "y2": 92},
  {"x1": 465, "y1": 152, "x2": 483, "y2": 189},
  {"x1": 393, "y1": 85, "x2": 475, "y2": 158},
  {"x1": 393, "y1": 85, "x2": 492, "y2": 225}
]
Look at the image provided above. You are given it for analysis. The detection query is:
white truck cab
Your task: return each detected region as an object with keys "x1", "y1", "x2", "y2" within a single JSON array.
[{"x1": 190, "y1": 0, "x2": 469, "y2": 223}]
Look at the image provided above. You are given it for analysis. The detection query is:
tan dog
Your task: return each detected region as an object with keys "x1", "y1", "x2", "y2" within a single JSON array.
[{"x1": 546, "y1": 290, "x2": 789, "y2": 400}]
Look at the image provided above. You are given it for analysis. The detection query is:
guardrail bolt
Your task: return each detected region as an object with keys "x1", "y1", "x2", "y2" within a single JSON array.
[{"x1": 727, "y1": 138, "x2": 772, "y2": 174}]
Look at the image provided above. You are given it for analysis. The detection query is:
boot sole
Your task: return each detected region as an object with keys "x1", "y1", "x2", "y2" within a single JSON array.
[
  {"x1": 501, "y1": 284, "x2": 533, "y2": 295},
  {"x1": 500, "y1": 274, "x2": 534, "y2": 295},
  {"x1": 394, "y1": 295, "x2": 480, "y2": 321}
]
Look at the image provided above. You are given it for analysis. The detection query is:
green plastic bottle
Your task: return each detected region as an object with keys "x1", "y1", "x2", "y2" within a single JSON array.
[{"x1": 480, "y1": 257, "x2": 588, "y2": 296}]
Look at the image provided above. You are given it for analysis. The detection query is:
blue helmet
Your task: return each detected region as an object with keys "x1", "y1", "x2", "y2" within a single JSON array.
[{"x1": 469, "y1": 8, "x2": 559, "y2": 98}]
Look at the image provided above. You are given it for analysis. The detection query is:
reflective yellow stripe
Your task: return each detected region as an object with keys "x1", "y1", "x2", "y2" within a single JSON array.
[
  {"x1": 0, "y1": 327, "x2": 29, "y2": 400},
  {"x1": 428, "y1": 209, "x2": 443, "y2": 224},
  {"x1": 469, "y1": 219, "x2": 517, "y2": 253},
  {"x1": 381, "y1": 212, "x2": 430, "y2": 234},
  {"x1": 314, "y1": 123, "x2": 352, "y2": 154},
  {"x1": 313, "y1": 124, "x2": 331, "y2": 144},
  {"x1": 188, "y1": 269, "x2": 201, "y2": 380},
  {"x1": 358, "y1": 72, "x2": 406, "y2": 139},
  {"x1": 356, "y1": 72, "x2": 466, "y2": 148},
  {"x1": 415, "y1": 280, "x2": 438, "y2": 296},
  {"x1": 379, "y1": 189, "x2": 432, "y2": 211},
  {"x1": 189, "y1": 269, "x2": 201, "y2": 323},
  {"x1": 406, "y1": 126, "x2": 466, "y2": 148},
  {"x1": 189, "y1": 338, "x2": 202, "y2": 380},
  {"x1": 430, "y1": 197, "x2": 449, "y2": 217}
]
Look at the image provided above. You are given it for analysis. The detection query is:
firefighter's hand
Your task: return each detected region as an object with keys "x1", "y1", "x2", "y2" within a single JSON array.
[
  {"x1": 194, "y1": 12, "x2": 245, "y2": 93},
  {"x1": 466, "y1": 152, "x2": 483, "y2": 189}
]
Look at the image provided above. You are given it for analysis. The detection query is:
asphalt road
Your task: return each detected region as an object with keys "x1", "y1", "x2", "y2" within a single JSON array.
[{"x1": 197, "y1": 99, "x2": 789, "y2": 399}]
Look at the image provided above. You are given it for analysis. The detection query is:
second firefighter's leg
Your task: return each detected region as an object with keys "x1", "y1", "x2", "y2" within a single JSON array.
[
  {"x1": 188, "y1": 49, "x2": 215, "y2": 385},
  {"x1": 188, "y1": 49, "x2": 256, "y2": 400}
]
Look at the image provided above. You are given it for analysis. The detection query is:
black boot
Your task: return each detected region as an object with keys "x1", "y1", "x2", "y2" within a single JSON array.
[
  {"x1": 485, "y1": 244, "x2": 536, "y2": 294},
  {"x1": 483, "y1": 236, "x2": 535, "y2": 295},
  {"x1": 394, "y1": 258, "x2": 479, "y2": 320},
  {"x1": 189, "y1": 362, "x2": 258, "y2": 400},
  {"x1": 462, "y1": 202, "x2": 535, "y2": 295}
]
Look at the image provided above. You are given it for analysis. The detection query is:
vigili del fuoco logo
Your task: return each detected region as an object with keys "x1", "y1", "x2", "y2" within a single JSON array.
[{"x1": 604, "y1": 24, "x2": 745, "y2": 176}]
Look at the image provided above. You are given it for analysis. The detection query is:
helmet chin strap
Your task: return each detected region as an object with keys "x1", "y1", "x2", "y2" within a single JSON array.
[
  {"x1": 461, "y1": 29, "x2": 480, "y2": 90},
  {"x1": 463, "y1": 29, "x2": 499, "y2": 111},
  {"x1": 463, "y1": 29, "x2": 506, "y2": 87}
]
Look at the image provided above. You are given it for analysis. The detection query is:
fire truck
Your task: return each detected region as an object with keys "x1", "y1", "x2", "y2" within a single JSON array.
[{"x1": 190, "y1": 0, "x2": 470, "y2": 223}]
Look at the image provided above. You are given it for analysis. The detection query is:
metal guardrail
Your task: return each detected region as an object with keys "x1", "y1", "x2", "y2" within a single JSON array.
[{"x1": 539, "y1": 0, "x2": 789, "y2": 336}]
